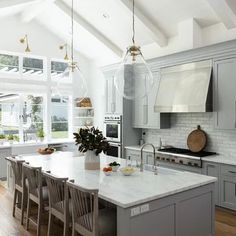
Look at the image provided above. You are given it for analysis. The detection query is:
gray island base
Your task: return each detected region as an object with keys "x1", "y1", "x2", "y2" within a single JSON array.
[
  {"x1": 9, "y1": 152, "x2": 216, "y2": 236},
  {"x1": 118, "y1": 183, "x2": 215, "y2": 236}
]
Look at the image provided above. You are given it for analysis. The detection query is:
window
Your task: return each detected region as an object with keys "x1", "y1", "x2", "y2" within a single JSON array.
[
  {"x1": 22, "y1": 95, "x2": 44, "y2": 142},
  {"x1": 0, "y1": 94, "x2": 20, "y2": 141},
  {"x1": 0, "y1": 54, "x2": 19, "y2": 74},
  {"x1": 51, "y1": 61, "x2": 68, "y2": 79},
  {"x1": 51, "y1": 96, "x2": 69, "y2": 139},
  {"x1": 0, "y1": 93, "x2": 45, "y2": 143},
  {"x1": 23, "y1": 57, "x2": 44, "y2": 78}
]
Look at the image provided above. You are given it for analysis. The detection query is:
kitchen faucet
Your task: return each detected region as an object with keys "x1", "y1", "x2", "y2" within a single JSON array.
[{"x1": 140, "y1": 143, "x2": 158, "y2": 175}]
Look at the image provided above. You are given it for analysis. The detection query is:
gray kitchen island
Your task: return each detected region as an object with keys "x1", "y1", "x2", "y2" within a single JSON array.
[{"x1": 10, "y1": 151, "x2": 217, "y2": 236}]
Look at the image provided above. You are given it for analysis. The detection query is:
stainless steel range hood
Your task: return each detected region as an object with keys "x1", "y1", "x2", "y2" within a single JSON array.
[{"x1": 154, "y1": 60, "x2": 213, "y2": 113}]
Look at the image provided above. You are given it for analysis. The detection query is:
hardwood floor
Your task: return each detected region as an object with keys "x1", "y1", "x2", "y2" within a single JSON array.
[{"x1": 0, "y1": 184, "x2": 236, "y2": 236}]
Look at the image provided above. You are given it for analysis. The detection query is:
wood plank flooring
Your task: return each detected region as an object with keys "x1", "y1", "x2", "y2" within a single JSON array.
[{"x1": 0, "y1": 184, "x2": 236, "y2": 236}]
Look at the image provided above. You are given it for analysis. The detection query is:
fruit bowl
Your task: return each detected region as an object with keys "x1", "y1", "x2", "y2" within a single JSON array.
[
  {"x1": 109, "y1": 161, "x2": 120, "y2": 172},
  {"x1": 120, "y1": 167, "x2": 137, "y2": 176},
  {"x1": 37, "y1": 148, "x2": 55, "y2": 155}
]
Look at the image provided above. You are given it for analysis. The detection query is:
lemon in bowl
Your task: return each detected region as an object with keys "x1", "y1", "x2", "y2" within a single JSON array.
[{"x1": 120, "y1": 166, "x2": 136, "y2": 176}]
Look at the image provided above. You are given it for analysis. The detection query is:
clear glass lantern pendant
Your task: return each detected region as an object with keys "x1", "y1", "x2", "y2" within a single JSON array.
[
  {"x1": 114, "y1": 45, "x2": 153, "y2": 100},
  {"x1": 55, "y1": 62, "x2": 88, "y2": 102}
]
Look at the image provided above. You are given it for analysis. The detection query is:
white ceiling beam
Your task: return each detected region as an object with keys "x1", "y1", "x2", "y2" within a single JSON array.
[
  {"x1": 20, "y1": 0, "x2": 56, "y2": 23},
  {"x1": 119, "y1": 0, "x2": 167, "y2": 47},
  {"x1": 54, "y1": 0, "x2": 123, "y2": 58},
  {"x1": 206, "y1": 0, "x2": 236, "y2": 29},
  {"x1": 0, "y1": 0, "x2": 36, "y2": 8}
]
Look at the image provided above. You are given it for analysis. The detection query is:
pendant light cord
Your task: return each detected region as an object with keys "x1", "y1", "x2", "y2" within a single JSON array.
[
  {"x1": 132, "y1": 0, "x2": 135, "y2": 45},
  {"x1": 71, "y1": 0, "x2": 74, "y2": 63}
]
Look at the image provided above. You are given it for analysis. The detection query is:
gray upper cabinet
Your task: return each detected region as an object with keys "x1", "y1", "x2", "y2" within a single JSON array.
[
  {"x1": 214, "y1": 58, "x2": 236, "y2": 129},
  {"x1": 105, "y1": 74, "x2": 122, "y2": 114},
  {"x1": 132, "y1": 71, "x2": 170, "y2": 129}
]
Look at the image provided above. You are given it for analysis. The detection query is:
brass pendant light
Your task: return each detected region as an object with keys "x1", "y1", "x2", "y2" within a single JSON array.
[
  {"x1": 57, "y1": 0, "x2": 87, "y2": 101},
  {"x1": 114, "y1": 0, "x2": 153, "y2": 100}
]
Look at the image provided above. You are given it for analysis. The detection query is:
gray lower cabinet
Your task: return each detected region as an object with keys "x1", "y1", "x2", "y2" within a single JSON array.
[
  {"x1": 202, "y1": 162, "x2": 220, "y2": 205},
  {"x1": 220, "y1": 165, "x2": 236, "y2": 210},
  {"x1": 214, "y1": 58, "x2": 236, "y2": 129}
]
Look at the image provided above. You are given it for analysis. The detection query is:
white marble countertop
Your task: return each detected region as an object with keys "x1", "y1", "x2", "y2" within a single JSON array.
[
  {"x1": 14, "y1": 151, "x2": 216, "y2": 208},
  {"x1": 0, "y1": 140, "x2": 74, "y2": 149},
  {"x1": 125, "y1": 145, "x2": 236, "y2": 166}
]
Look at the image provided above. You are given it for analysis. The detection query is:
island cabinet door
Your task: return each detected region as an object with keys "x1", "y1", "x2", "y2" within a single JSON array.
[{"x1": 176, "y1": 191, "x2": 213, "y2": 236}]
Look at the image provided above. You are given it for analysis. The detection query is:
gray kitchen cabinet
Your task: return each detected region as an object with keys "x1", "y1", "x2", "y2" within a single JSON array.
[
  {"x1": 202, "y1": 162, "x2": 220, "y2": 205},
  {"x1": 132, "y1": 71, "x2": 170, "y2": 129},
  {"x1": 214, "y1": 58, "x2": 236, "y2": 129},
  {"x1": 0, "y1": 148, "x2": 11, "y2": 180},
  {"x1": 105, "y1": 75, "x2": 122, "y2": 114},
  {"x1": 220, "y1": 164, "x2": 236, "y2": 210}
]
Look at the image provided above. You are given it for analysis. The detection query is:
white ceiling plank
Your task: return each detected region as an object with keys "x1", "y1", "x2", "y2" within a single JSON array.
[
  {"x1": 0, "y1": 0, "x2": 36, "y2": 8},
  {"x1": 119, "y1": 0, "x2": 167, "y2": 47},
  {"x1": 20, "y1": 0, "x2": 56, "y2": 23},
  {"x1": 54, "y1": 0, "x2": 123, "y2": 58},
  {"x1": 206, "y1": 0, "x2": 236, "y2": 29}
]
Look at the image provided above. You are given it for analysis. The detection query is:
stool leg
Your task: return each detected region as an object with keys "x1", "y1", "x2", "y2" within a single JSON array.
[
  {"x1": 26, "y1": 197, "x2": 31, "y2": 230},
  {"x1": 37, "y1": 203, "x2": 42, "y2": 236},
  {"x1": 47, "y1": 211, "x2": 53, "y2": 236},
  {"x1": 12, "y1": 189, "x2": 17, "y2": 217},
  {"x1": 21, "y1": 190, "x2": 25, "y2": 225}
]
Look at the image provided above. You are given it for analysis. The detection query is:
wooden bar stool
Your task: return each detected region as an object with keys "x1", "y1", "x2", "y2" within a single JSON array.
[
  {"x1": 5, "y1": 156, "x2": 26, "y2": 225},
  {"x1": 22, "y1": 163, "x2": 48, "y2": 236},
  {"x1": 67, "y1": 180, "x2": 117, "y2": 236},
  {"x1": 42, "y1": 171, "x2": 69, "y2": 236}
]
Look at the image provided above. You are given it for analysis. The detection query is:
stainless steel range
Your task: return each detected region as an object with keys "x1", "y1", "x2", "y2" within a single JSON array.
[{"x1": 157, "y1": 148, "x2": 216, "y2": 168}]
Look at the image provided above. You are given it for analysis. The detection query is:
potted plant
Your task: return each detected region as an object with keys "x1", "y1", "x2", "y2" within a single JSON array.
[
  {"x1": 74, "y1": 127, "x2": 110, "y2": 170},
  {"x1": 7, "y1": 134, "x2": 14, "y2": 144},
  {"x1": 0, "y1": 134, "x2": 5, "y2": 144},
  {"x1": 37, "y1": 128, "x2": 45, "y2": 142}
]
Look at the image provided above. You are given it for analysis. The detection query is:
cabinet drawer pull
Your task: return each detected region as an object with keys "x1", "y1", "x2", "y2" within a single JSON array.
[{"x1": 228, "y1": 170, "x2": 236, "y2": 175}]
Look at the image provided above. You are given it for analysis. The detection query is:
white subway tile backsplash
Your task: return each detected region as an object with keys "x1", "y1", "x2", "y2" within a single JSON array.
[{"x1": 143, "y1": 113, "x2": 236, "y2": 156}]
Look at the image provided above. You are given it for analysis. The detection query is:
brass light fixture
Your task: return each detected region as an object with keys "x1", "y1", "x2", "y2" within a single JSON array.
[
  {"x1": 19, "y1": 34, "x2": 31, "y2": 52},
  {"x1": 114, "y1": 0, "x2": 153, "y2": 100},
  {"x1": 56, "y1": 0, "x2": 87, "y2": 101},
  {"x1": 59, "y1": 43, "x2": 69, "y2": 60}
]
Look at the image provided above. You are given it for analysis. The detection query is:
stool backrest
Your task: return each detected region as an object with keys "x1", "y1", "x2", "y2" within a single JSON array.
[
  {"x1": 22, "y1": 163, "x2": 42, "y2": 198},
  {"x1": 6, "y1": 157, "x2": 24, "y2": 187},
  {"x1": 67, "y1": 181, "x2": 99, "y2": 236},
  {"x1": 43, "y1": 172, "x2": 68, "y2": 214}
]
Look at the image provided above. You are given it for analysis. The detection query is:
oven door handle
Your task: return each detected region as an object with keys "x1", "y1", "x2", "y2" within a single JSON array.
[{"x1": 109, "y1": 142, "x2": 121, "y2": 147}]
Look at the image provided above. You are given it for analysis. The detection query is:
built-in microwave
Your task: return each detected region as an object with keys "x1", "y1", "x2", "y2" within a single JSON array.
[{"x1": 103, "y1": 115, "x2": 122, "y2": 143}]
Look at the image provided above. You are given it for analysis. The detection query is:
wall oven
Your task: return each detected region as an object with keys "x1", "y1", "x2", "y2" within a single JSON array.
[
  {"x1": 105, "y1": 142, "x2": 122, "y2": 158},
  {"x1": 103, "y1": 115, "x2": 122, "y2": 143}
]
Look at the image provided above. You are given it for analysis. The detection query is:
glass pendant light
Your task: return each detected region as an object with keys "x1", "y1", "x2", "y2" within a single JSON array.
[
  {"x1": 114, "y1": 0, "x2": 153, "y2": 100},
  {"x1": 56, "y1": 0, "x2": 87, "y2": 101}
]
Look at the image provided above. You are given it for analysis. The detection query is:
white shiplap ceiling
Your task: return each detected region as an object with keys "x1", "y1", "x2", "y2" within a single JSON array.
[{"x1": 0, "y1": 0, "x2": 235, "y2": 65}]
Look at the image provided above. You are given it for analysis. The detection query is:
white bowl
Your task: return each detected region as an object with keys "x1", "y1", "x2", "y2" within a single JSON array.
[
  {"x1": 111, "y1": 165, "x2": 120, "y2": 172},
  {"x1": 120, "y1": 167, "x2": 137, "y2": 176},
  {"x1": 103, "y1": 171, "x2": 112, "y2": 176}
]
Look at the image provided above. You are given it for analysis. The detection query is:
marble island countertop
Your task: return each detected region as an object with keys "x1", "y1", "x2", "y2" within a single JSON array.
[
  {"x1": 14, "y1": 152, "x2": 216, "y2": 208},
  {"x1": 125, "y1": 145, "x2": 236, "y2": 166}
]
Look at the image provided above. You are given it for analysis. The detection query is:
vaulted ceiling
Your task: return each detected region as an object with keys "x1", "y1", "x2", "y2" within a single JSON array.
[{"x1": 0, "y1": 0, "x2": 236, "y2": 65}]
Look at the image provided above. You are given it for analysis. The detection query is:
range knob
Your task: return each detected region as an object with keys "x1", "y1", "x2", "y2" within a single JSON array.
[
  {"x1": 171, "y1": 159, "x2": 175, "y2": 162},
  {"x1": 166, "y1": 158, "x2": 170, "y2": 162},
  {"x1": 161, "y1": 157, "x2": 165, "y2": 161},
  {"x1": 179, "y1": 160, "x2": 183, "y2": 164},
  {"x1": 156, "y1": 156, "x2": 160, "y2": 160},
  {"x1": 194, "y1": 163, "x2": 199, "y2": 167},
  {"x1": 188, "y1": 162, "x2": 192, "y2": 166}
]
